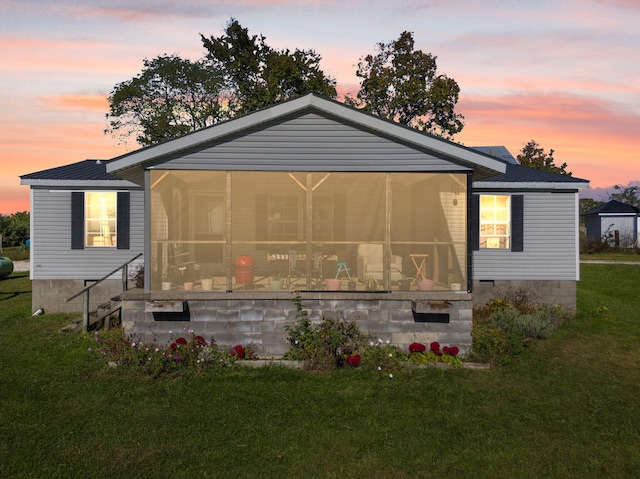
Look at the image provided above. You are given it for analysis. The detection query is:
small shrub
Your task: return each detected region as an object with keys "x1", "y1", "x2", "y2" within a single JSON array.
[
  {"x1": 470, "y1": 322, "x2": 519, "y2": 366},
  {"x1": 472, "y1": 290, "x2": 571, "y2": 365},
  {"x1": 515, "y1": 304, "x2": 570, "y2": 339},
  {"x1": 88, "y1": 328, "x2": 234, "y2": 377}
]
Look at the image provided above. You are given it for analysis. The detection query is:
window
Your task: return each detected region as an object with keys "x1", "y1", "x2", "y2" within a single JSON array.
[
  {"x1": 85, "y1": 192, "x2": 117, "y2": 247},
  {"x1": 71, "y1": 191, "x2": 130, "y2": 250},
  {"x1": 480, "y1": 195, "x2": 510, "y2": 249},
  {"x1": 267, "y1": 195, "x2": 334, "y2": 242}
]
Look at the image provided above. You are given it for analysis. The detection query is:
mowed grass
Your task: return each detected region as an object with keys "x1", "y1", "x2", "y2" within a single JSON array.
[{"x1": 1, "y1": 266, "x2": 640, "y2": 479}]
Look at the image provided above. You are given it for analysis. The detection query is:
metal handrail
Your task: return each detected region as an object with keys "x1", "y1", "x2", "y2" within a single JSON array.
[{"x1": 67, "y1": 252, "x2": 143, "y2": 331}]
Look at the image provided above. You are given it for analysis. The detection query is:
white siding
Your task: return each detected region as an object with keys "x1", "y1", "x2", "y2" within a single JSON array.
[
  {"x1": 159, "y1": 113, "x2": 469, "y2": 172},
  {"x1": 473, "y1": 191, "x2": 579, "y2": 280},
  {"x1": 31, "y1": 187, "x2": 144, "y2": 280}
]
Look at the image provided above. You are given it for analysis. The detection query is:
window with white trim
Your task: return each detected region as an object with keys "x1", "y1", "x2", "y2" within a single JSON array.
[
  {"x1": 85, "y1": 192, "x2": 117, "y2": 247},
  {"x1": 480, "y1": 195, "x2": 510, "y2": 249}
]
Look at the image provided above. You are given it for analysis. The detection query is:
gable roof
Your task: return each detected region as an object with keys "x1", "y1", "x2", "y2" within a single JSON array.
[
  {"x1": 20, "y1": 159, "x2": 138, "y2": 187},
  {"x1": 106, "y1": 93, "x2": 507, "y2": 183},
  {"x1": 471, "y1": 146, "x2": 517, "y2": 164},
  {"x1": 582, "y1": 199, "x2": 640, "y2": 216}
]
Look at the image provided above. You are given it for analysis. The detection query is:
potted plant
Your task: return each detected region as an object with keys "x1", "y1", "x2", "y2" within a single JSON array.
[
  {"x1": 365, "y1": 275, "x2": 378, "y2": 291},
  {"x1": 161, "y1": 269, "x2": 172, "y2": 291},
  {"x1": 398, "y1": 277, "x2": 413, "y2": 290},
  {"x1": 201, "y1": 270, "x2": 214, "y2": 290},
  {"x1": 325, "y1": 278, "x2": 342, "y2": 290},
  {"x1": 269, "y1": 271, "x2": 284, "y2": 290},
  {"x1": 448, "y1": 272, "x2": 462, "y2": 291},
  {"x1": 418, "y1": 277, "x2": 434, "y2": 290}
]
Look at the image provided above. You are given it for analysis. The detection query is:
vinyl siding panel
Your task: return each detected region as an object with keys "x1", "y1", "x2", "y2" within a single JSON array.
[
  {"x1": 158, "y1": 113, "x2": 470, "y2": 172},
  {"x1": 473, "y1": 191, "x2": 578, "y2": 280},
  {"x1": 31, "y1": 187, "x2": 144, "y2": 280}
]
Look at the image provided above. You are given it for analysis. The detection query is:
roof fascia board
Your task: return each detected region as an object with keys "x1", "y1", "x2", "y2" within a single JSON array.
[
  {"x1": 20, "y1": 179, "x2": 140, "y2": 188},
  {"x1": 107, "y1": 94, "x2": 507, "y2": 175},
  {"x1": 473, "y1": 181, "x2": 589, "y2": 190}
]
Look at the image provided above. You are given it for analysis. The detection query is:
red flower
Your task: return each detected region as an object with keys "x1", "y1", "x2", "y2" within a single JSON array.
[
  {"x1": 169, "y1": 342, "x2": 177, "y2": 350},
  {"x1": 409, "y1": 342, "x2": 426, "y2": 353},
  {"x1": 430, "y1": 341, "x2": 441, "y2": 352},
  {"x1": 231, "y1": 344, "x2": 245, "y2": 359},
  {"x1": 194, "y1": 335, "x2": 205, "y2": 345},
  {"x1": 176, "y1": 337, "x2": 187, "y2": 345},
  {"x1": 443, "y1": 346, "x2": 460, "y2": 356},
  {"x1": 345, "y1": 354, "x2": 361, "y2": 367}
]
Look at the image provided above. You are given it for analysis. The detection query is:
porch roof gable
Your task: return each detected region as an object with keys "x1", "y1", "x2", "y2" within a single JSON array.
[{"x1": 106, "y1": 94, "x2": 506, "y2": 182}]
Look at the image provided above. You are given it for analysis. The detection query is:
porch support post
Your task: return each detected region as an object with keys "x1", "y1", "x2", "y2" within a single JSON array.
[
  {"x1": 82, "y1": 290, "x2": 89, "y2": 332},
  {"x1": 306, "y1": 173, "x2": 313, "y2": 290},
  {"x1": 384, "y1": 173, "x2": 392, "y2": 290},
  {"x1": 122, "y1": 264, "x2": 128, "y2": 292}
]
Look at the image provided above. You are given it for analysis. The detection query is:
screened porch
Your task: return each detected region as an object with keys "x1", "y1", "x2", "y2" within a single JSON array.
[{"x1": 148, "y1": 170, "x2": 469, "y2": 293}]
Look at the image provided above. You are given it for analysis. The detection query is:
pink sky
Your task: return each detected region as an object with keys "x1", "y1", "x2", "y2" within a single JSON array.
[{"x1": 2, "y1": 0, "x2": 639, "y2": 214}]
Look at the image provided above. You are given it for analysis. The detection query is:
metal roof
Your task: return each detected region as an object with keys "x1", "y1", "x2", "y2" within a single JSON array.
[
  {"x1": 20, "y1": 159, "x2": 118, "y2": 181},
  {"x1": 471, "y1": 146, "x2": 517, "y2": 164},
  {"x1": 476, "y1": 162, "x2": 589, "y2": 184}
]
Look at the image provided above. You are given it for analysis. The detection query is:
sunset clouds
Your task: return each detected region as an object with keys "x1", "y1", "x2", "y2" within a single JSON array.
[{"x1": 1, "y1": 0, "x2": 639, "y2": 214}]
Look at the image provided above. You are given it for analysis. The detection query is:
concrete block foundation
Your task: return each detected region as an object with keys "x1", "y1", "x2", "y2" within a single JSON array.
[{"x1": 120, "y1": 290, "x2": 474, "y2": 358}]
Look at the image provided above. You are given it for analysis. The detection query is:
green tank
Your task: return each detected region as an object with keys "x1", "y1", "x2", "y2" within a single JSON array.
[{"x1": 0, "y1": 257, "x2": 14, "y2": 278}]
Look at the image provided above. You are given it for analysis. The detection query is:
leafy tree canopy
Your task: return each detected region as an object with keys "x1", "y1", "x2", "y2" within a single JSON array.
[
  {"x1": 106, "y1": 19, "x2": 336, "y2": 146},
  {"x1": 608, "y1": 184, "x2": 640, "y2": 207},
  {"x1": 579, "y1": 197, "x2": 604, "y2": 215},
  {"x1": 346, "y1": 31, "x2": 464, "y2": 139},
  {"x1": 516, "y1": 139, "x2": 572, "y2": 176},
  {"x1": 0, "y1": 211, "x2": 30, "y2": 248},
  {"x1": 106, "y1": 54, "x2": 226, "y2": 146},
  {"x1": 201, "y1": 18, "x2": 337, "y2": 116}
]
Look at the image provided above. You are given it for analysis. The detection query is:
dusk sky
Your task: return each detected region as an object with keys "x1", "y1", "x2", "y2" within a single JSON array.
[{"x1": 1, "y1": 0, "x2": 639, "y2": 215}]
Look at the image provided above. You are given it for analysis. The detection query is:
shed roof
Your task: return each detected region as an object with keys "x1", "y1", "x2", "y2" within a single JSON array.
[{"x1": 582, "y1": 199, "x2": 640, "y2": 216}]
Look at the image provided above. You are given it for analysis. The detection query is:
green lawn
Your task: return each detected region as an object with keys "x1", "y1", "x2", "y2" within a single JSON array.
[{"x1": 1, "y1": 266, "x2": 639, "y2": 478}]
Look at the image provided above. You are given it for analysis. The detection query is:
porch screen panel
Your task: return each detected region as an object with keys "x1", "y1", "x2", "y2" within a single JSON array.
[
  {"x1": 390, "y1": 173, "x2": 467, "y2": 289},
  {"x1": 149, "y1": 170, "x2": 227, "y2": 291},
  {"x1": 311, "y1": 173, "x2": 386, "y2": 288},
  {"x1": 230, "y1": 172, "x2": 309, "y2": 290}
]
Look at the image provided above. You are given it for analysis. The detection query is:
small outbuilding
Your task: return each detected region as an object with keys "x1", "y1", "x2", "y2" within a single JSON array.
[{"x1": 582, "y1": 199, "x2": 640, "y2": 248}]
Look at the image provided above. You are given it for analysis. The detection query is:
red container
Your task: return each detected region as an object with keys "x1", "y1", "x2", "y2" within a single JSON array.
[{"x1": 234, "y1": 256, "x2": 255, "y2": 284}]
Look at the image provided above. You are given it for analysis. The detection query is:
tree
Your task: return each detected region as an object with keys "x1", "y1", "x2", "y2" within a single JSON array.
[
  {"x1": 579, "y1": 197, "x2": 604, "y2": 215},
  {"x1": 0, "y1": 211, "x2": 29, "y2": 247},
  {"x1": 200, "y1": 18, "x2": 336, "y2": 116},
  {"x1": 106, "y1": 19, "x2": 337, "y2": 147},
  {"x1": 516, "y1": 140, "x2": 572, "y2": 176},
  {"x1": 105, "y1": 54, "x2": 226, "y2": 146},
  {"x1": 346, "y1": 31, "x2": 464, "y2": 139},
  {"x1": 608, "y1": 183, "x2": 640, "y2": 207}
]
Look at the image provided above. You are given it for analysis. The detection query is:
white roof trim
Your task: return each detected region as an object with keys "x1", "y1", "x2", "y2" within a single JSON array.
[
  {"x1": 473, "y1": 181, "x2": 589, "y2": 190},
  {"x1": 20, "y1": 179, "x2": 140, "y2": 188},
  {"x1": 106, "y1": 94, "x2": 506, "y2": 176}
]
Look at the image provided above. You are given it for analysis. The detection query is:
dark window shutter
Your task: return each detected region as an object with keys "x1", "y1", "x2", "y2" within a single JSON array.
[
  {"x1": 470, "y1": 194, "x2": 480, "y2": 251},
  {"x1": 255, "y1": 194, "x2": 268, "y2": 251},
  {"x1": 117, "y1": 191, "x2": 130, "y2": 250},
  {"x1": 511, "y1": 195, "x2": 524, "y2": 252},
  {"x1": 71, "y1": 192, "x2": 84, "y2": 250}
]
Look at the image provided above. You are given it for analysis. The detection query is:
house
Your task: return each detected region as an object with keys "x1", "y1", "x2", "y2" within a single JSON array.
[
  {"x1": 21, "y1": 94, "x2": 589, "y2": 356},
  {"x1": 582, "y1": 199, "x2": 640, "y2": 248}
]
